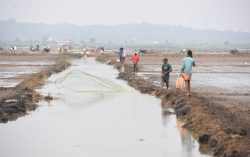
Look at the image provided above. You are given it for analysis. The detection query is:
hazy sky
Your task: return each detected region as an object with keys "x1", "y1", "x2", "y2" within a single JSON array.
[{"x1": 0, "y1": 0, "x2": 250, "y2": 32}]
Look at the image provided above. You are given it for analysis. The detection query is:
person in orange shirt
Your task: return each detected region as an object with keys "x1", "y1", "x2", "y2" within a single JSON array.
[{"x1": 132, "y1": 52, "x2": 140, "y2": 74}]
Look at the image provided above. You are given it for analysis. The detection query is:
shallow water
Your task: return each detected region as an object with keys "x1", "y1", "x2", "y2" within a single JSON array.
[
  {"x1": 0, "y1": 60, "x2": 53, "y2": 87},
  {"x1": 0, "y1": 61, "x2": 55, "y2": 66},
  {"x1": 0, "y1": 58, "x2": 210, "y2": 157},
  {"x1": 139, "y1": 64, "x2": 250, "y2": 94},
  {"x1": 0, "y1": 79, "x2": 22, "y2": 87},
  {"x1": 0, "y1": 65, "x2": 48, "y2": 87}
]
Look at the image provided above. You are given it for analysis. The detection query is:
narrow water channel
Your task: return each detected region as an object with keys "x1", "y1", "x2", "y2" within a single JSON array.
[{"x1": 0, "y1": 58, "x2": 210, "y2": 157}]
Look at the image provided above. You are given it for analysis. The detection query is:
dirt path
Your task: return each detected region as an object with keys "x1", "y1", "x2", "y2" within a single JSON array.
[{"x1": 96, "y1": 53, "x2": 250, "y2": 157}]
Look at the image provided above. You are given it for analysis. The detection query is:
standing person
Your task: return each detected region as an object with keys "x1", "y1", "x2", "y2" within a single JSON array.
[
  {"x1": 161, "y1": 58, "x2": 172, "y2": 89},
  {"x1": 119, "y1": 47, "x2": 125, "y2": 63},
  {"x1": 83, "y1": 48, "x2": 87, "y2": 59},
  {"x1": 36, "y1": 45, "x2": 39, "y2": 51},
  {"x1": 123, "y1": 50, "x2": 126, "y2": 62},
  {"x1": 30, "y1": 45, "x2": 33, "y2": 52},
  {"x1": 181, "y1": 50, "x2": 195, "y2": 96},
  {"x1": 132, "y1": 52, "x2": 140, "y2": 74}
]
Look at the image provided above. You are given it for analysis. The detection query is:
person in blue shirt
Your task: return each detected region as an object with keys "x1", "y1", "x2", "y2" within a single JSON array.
[
  {"x1": 181, "y1": 50, "x2": 195, "y2": 96},
  {"x1": 161, "y1": 58, "x2": 172, "y2": 89}
]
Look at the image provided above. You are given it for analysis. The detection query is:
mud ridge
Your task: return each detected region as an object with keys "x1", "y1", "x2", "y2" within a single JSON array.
[{"x1": 96, "y1": 54, "x2": 250, "y2": 157}]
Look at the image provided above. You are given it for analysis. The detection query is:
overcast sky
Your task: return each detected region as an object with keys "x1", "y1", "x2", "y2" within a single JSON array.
[{"x1": 0, "y1": 0, "x2": 250, "y2": 32}]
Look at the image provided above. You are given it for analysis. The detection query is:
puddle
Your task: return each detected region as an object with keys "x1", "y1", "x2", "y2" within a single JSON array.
[{"x1": 0, "y1": 58, "x2": 210, "y2": 157}]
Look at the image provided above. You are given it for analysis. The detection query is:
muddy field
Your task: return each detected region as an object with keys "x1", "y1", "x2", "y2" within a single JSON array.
[
  {"x1": 119, "y1": 53, "x2": 250, "y2": 113},
  {"x1": 1, "y1": 52, "x2": 250, "y2": 156},
  {"x1": 96, "y1": 52, "x2": 250, "y2": 157},
  {"x1": 0, "y1": 53, "x2": 76, "y2": 122}
]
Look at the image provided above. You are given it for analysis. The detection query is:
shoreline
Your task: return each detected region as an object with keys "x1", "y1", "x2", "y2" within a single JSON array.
[{"x1": 96, "y1": 53, "x2": 250, "y2": 157}]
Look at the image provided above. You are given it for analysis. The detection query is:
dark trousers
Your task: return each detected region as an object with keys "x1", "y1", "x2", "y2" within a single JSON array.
[
  {"x1": 133, "y1": 63, "x2": 138, "y2": 73},
  {"x1": 162, "y1": 74, "x2": 170, "y2": 88}
]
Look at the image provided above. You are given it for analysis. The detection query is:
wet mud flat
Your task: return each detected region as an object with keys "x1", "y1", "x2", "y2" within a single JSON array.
[
  {"x1": 0, "y1": 53, "x2": 78, "y2": 123},
  {"x1": 96, "y1": 53, "x2": 250, "y2": 157}
]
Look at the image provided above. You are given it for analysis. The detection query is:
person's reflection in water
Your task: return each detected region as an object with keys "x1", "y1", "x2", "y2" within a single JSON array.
[
  {"x1": 117, "y1": 64, "x2": 125, "y2": 73},
  {"x1": 161, "y1": 104, "x2": 170, "y2": 126},
  {"x1": 161, "y1": 111, "x2": 170, "y2": 126},
  {"x1": 176, "y1": 119, "x2": 196, "y2": 157},
  {"x1": 121, "y1": 65, "x2": 125, "y2": 72}
]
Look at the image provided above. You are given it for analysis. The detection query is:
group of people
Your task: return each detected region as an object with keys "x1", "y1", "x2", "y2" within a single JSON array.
[
  {"x1": 161, "y1": 50, "x2": 195, "y2": 96},
  {"x1": 119, "y1": 47, "x2": 195, "y2": 96},
  {"x1": 119, "y1": 47, "x2": 140, "y2": 74}
]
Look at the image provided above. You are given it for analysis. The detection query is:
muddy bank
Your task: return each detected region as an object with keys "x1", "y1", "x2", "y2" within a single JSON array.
[
  {"x1": 0, "y1": 54, "x2": 80, "y2": 123},
  {"x1": 96, "y1": 54, "x2": 250, "y2": 157}
]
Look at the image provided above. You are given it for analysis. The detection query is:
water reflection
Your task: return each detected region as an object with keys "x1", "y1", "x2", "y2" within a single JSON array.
[
  {"x1": 121, "y1": 65, "x2": 125, "y2": 72},
  {"x1": 118, "y1": 64, "x2": 125, "y2": 73},
  {"x1": 161, "y1": 109, "x2": 210, "y2": 157},
  {"x1": 176, "y1": 120, "x2": 197, "y2": 157}
]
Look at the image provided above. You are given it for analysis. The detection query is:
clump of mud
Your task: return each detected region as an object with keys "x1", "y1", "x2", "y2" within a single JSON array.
[
  {"x1": 0, "y1": 88, "x2": 37, "y2": 123},
  {"x1": 44, "y1": 93, "x2": 53, "y2": 101}
]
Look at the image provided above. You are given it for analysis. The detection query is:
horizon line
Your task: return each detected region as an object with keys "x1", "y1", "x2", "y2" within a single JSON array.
[{"x1": 1, "y1": 18, "x2": 249, "y2": 34}]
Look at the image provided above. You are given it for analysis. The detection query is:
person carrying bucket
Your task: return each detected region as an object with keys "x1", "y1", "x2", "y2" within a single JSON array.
[{"x1": 181, "y1": 50, "x2": 195, "y2": 96}]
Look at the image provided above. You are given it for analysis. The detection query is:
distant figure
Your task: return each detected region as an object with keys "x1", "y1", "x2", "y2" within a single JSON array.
[
  {"x1": 83, "y1": 48, "x2": 87, "y2": 59},
  {"x1": 119, "y1": 47, "x2": 125, "y2": 63},
  {"x1": 43, "y1": 45, "x2": 50, "y2": 53},
  {"x1": 99, "y1": 47, "x2": 104, "y2": 54},
  {"x1": 181, "y1": 50, "x2": 195, "y2": 96},
  {"x1": 132, "y1": 52, "x2": 140, "y2": 73},
  {"x1": 30, "y1": 45, "x2": 34, "y2": 52},
  {"x1": 10, "y1": 46, "x2": 17, "y2": 52},
  {"x1": 10, "y1": 47, "x2": 14, "y2": 52},
  {"x1": 161, "y1": 58, "x2": 172, "y2": 89},
  {"x1": 69, "y1": 45, "x2": 72, "y2": 52},
  {"x1": 36, "y1": 45, "x2": 39, "y2": 51},
  {"x1": 230, "y1": 48, "x2": 239, "y2": 54}
]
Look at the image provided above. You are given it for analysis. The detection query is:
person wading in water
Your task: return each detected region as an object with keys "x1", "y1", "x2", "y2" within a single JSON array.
[{"x1": 181, "y1": 50, "x2": 195, "y2": 96}]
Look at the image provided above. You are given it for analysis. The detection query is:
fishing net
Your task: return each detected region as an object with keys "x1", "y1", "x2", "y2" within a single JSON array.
[{"x1": 50, "y1": 69, "x2": 125, "y2": 93}]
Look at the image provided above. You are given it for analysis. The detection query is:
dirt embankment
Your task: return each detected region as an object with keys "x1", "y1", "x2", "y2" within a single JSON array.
[
  {"x1": 96, "y1": 54, "x2": 250, "y2": 157},
  {"x1": 0, "y1": 54, "x2": 80, "y2": 123}
]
